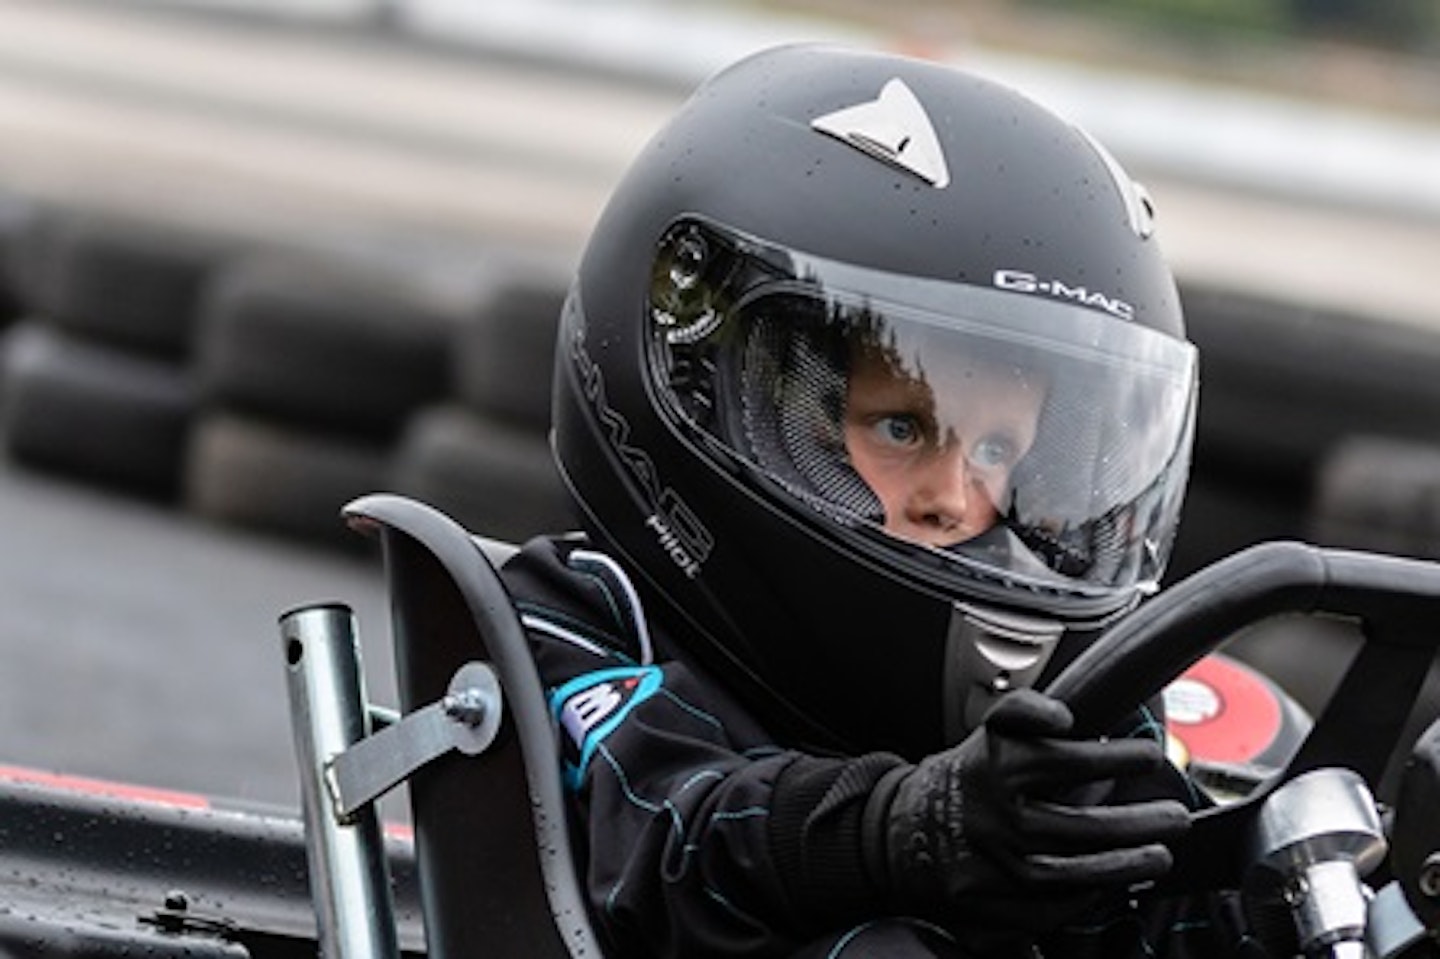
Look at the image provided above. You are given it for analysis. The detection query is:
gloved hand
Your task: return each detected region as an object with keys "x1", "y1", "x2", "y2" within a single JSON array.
[{"x1": 865, "y1": 688, "x2": 1190, "y2": 933}]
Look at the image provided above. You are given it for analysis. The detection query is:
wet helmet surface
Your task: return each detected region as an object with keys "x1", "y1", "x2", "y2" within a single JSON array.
[{"x1": 552, "y1": 44, "x2": 1197, "y2": 758}]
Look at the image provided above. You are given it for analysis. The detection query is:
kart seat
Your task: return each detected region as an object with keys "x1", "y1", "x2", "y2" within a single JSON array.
[{"x1": 342, "y1": 493, "x2": 602, "y2": 959}]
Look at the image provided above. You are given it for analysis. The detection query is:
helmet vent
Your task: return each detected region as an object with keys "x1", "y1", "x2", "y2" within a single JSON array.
[
  {"x1": 1075, "y1": 126, "x2": 1156, "y2": 239},
  {"x1": 811, "y1": 78, "x2": 951, "y2": 189}
]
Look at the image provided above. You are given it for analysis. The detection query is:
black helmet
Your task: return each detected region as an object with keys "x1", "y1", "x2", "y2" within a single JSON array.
[{"x1": 552, "y1": 44, "x2": 1197, "y2": 758}]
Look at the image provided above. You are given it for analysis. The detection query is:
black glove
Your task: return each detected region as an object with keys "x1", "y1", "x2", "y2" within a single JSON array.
[{"x1": 865, "y1": 688, "x2": 1190, "y2": 934}]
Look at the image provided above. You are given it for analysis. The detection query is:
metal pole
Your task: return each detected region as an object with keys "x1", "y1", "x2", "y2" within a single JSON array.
[{"x1": 281, "y1": 603, "x2": 400, "y2": 959}]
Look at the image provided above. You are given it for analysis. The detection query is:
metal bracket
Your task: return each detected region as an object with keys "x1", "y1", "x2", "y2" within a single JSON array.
[{"x1": 326, "y1": 662, "x2": 503, "y2": 822}]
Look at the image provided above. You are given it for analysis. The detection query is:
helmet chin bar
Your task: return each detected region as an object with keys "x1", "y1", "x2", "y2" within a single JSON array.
[{"x1": 943, "y1": 602, "x2": 1065, "y2": 742}]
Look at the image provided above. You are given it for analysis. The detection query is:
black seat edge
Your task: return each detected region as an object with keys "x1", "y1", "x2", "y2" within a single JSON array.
[{"x1": 343, "y1": 493, "x2": 603, "y2": 959}]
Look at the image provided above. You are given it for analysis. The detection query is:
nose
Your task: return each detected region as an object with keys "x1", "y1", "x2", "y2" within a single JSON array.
[{"x1": 901, "y1": 444, "x2": 993, "y2": 545}]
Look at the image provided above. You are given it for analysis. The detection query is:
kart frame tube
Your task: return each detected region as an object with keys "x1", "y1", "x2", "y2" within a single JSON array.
[{"x1": 282, "y1": 602, "x2": 401, "y2": 959}]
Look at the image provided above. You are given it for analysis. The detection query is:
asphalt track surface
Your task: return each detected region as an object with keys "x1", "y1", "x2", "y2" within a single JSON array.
[
  {"x1": 1, "y1": 0, "x2": 1439, "y2": 816},
  {"x1": 0, "y1": 457, "x2": 395, "y2": 813}
]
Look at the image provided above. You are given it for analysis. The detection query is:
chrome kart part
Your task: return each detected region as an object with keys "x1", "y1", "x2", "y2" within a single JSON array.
[
  {"x1": 1248, "y1": 769, "x2": 1386, "y2": 879},
  {"x1": 284, "y1": 596, "x2": 511, "y2": 959},
  {"x1": 328, "y1": 662, "x2": 502, "y2": 820},
  {"x1": 1246, "y1": 768, "x2": 1386, "y2": 958},
  {"x1": 281, "y1": 604, "x2": 400, "y2": 959},
  {"x1": 1367, "y1": 882, "x2": 1430, "y2": 959}
]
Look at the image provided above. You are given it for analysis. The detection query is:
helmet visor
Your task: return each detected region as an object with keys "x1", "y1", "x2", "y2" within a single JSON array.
[{"x1": 646, "y1": 218, "x2": 1197, "y2": 598}]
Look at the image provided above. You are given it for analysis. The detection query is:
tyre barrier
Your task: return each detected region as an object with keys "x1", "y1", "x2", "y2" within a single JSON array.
[
  {"x1": 453, "y1": 265, "x2": 569, "y2": 431},
  {"x1": 1175, "y1": 281, "x2": 1440, "y2": 573},
  {"x1": 2, "y1": 198, "x2": 1437, "y2": 571},
  {"x1": 14, "y1": 208, "x2": 236, "y2": 361},
  {"x1": 1309, "y1": 434, "x2": 1440, "y2": 562},
  {"x1": 1167, "y1": 471, "x2": 1305, "y2": 585},
  {"x1": 0, "y1": 323, "x2": 194, "y2": 501},
  {"x1": 184, "y1": 412, "x2": 390, "y2": 551},
  {"x1": 0, "y1": 191, "x2": 40, "y2": 328},
  {"x1": 389, "y1": 403, "x2": 575, "y2": 544},
  {"x1": 194, "y1": 254, "x2": 458, "y2": 441},
  {"x1": 0, "y1": 197, "x2": 580, "y2": 552},
  {"x1": 1183, "y1": 283, "x2": 1440, "y2": 486}
]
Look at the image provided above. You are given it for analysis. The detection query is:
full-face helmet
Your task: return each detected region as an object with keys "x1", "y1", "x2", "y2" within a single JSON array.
[{"x1": 552, "y1": 44, "x2": 1197, "y2": 758}]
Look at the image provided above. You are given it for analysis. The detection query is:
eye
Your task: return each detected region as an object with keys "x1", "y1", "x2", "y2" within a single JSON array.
[
  {"x1": 971, "y1": 433, "x2": 1019, "y2": 470},
  {"x1": 872, "y1": 415, "x2": 922, "y2": 448}
]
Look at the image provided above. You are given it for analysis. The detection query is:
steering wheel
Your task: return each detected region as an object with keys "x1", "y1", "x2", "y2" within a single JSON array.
[{"x1": 1044, "y1": 541, "x2": 1440, "y2": 894}]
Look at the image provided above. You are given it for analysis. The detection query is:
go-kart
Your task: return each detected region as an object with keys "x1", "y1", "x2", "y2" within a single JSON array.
[{"x1": 1, "y1": 494, "x2": 1437, "y2": 958}]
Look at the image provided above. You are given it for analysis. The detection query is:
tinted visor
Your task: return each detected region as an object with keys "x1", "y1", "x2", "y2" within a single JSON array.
[{"x1": 646, "y1": 218, "x2": 1197, "y2": 596}]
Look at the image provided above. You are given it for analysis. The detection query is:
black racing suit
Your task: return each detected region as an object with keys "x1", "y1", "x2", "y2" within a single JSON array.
[{"x1": 500, "y1": 534, "x2": 1262, "y2": 959}]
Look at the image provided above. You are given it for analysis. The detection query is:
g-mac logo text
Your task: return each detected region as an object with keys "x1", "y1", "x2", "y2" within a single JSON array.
[
  {"x1": 552, "y1": 666, "x2": 662, "y2": 787},
  {"x1": 994, "y1": 269, "x2": 1135, "y2": 321}
]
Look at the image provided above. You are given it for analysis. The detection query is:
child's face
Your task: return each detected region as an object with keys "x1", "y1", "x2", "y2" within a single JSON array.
[{"x1": 843, "y1": 343, "x2": 1044, "y2": 548}]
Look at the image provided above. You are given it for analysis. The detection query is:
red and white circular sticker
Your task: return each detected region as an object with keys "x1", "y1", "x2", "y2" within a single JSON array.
[{"x1": 1164, "y1": 654, "x2": 1283, "y2": 766}]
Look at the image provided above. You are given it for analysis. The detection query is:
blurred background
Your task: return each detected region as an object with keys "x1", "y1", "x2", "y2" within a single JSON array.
[{"x1": 0, "y1": 0, "x2": 1438, "y2": 814}]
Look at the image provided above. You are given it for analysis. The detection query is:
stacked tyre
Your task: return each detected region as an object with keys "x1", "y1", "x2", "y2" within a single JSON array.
[
  {"x1": 1309, "y1": 435, "x2": 1440, "y2": 561},
  {"x1": 0, "y1": 206, "x2": 230, "y2": 502},
  {"x1": 0, "y1": 200, "x2": 579, "y2": 554},
  {"x1": 0, "y1": 191, "x2": 37, "y2": 420},
  {"x1": 188, "y1": 253, "x2": 462, "y2": 551},
  {"x1": 389, "y1": 260, "x2": 576, "y2": 544},
  {"x1": 0, "y1": 190, "x2": 36, "y2": 329},
  {"x1": 1169, "y1": 282, "x2": 1440, "y2": 580}
]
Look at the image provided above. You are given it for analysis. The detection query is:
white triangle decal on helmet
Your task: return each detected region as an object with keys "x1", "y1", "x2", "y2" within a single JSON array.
[{"x1": 811, "y1": 78, "x2": 950, "y2": 188}]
